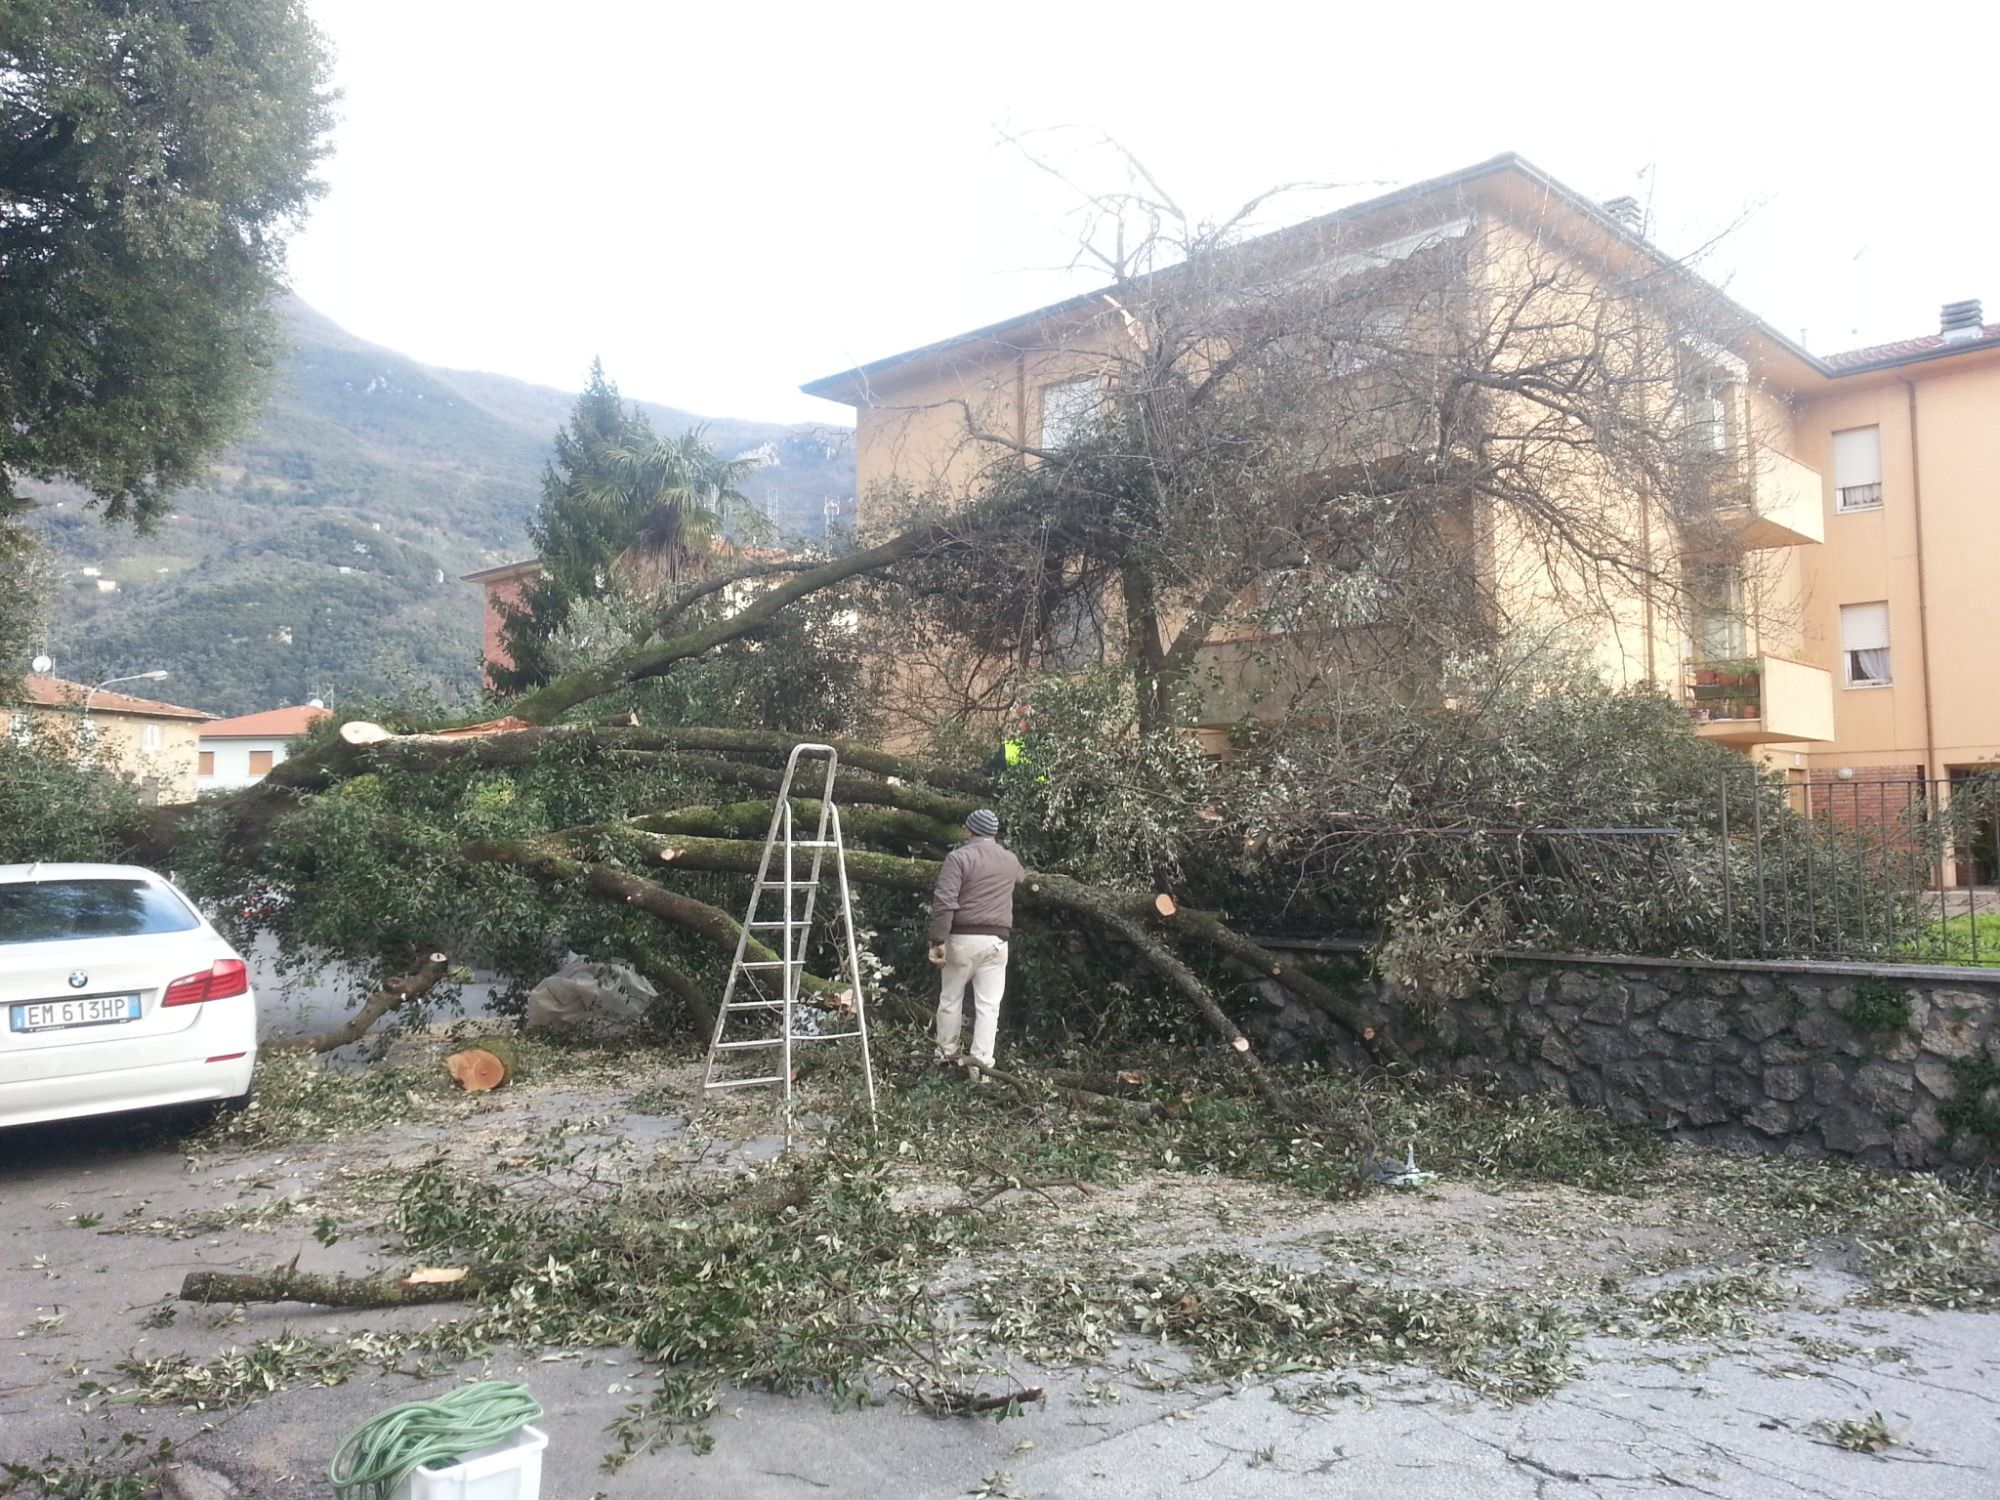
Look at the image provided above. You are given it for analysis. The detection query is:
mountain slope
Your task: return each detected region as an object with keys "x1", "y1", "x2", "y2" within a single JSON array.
[{"x1": 33, "y1": 300, "x2": 854, "y2": 717}]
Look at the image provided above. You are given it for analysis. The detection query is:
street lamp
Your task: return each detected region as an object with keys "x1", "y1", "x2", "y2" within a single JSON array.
[{"x1": 83, "y1": 670, "x2": 169, "y2": 718}]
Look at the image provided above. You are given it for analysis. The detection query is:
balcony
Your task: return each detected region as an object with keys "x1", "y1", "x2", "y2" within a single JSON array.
[
  {"x1": 1685, "y1": 653, "x2": 1835, "y2": 746},
  {"x1": 1715, "y1": 448, "x2": 1825, "y2": 549}
]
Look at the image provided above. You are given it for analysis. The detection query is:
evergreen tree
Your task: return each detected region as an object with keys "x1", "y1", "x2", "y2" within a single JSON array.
[
  {"x1": 492, "y1": 363, "x2": 656, "y2": 692},
  {"x1": 0, "y1": 1, "x2": 333, "y2": 532}
]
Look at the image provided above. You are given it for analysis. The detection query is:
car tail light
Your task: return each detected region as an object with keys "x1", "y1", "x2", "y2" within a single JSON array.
[{"x1": 163, "y1": 959, "x2": 250, "y2": 1007}]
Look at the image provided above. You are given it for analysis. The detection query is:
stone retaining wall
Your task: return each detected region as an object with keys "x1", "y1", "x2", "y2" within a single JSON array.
[{"x1": 1248, "y1": 946, "x2": 2000, "y2": 1169}]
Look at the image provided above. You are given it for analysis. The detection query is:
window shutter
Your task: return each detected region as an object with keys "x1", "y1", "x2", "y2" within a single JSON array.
[
  {"x1": 1840, "y1": 601, "x2": 1890, "y2": 652},
  {"x1": 1832, "y1": 426, "x2": 1883, "y2": 509},
  {"x1": 1832, "y1": 427, "x2": 1882, "y2": 489}
]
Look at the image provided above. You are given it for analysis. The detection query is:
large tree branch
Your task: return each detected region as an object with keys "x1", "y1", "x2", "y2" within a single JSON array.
[
  {"x1": 265, "y1": 951, "x2": 452, "y2": 1054},
  {"x1": 339, "y1": 721, "x2": 991, "y2": 796},
  {"x1": 628, "y1": 800, "x2": 964, "y2": 851},
  {"x1": 599, "y1": 830, "x2": 1305, "y2": 1118},
  {"x1": 508, "y1": 497, "x2": 1045, "y2": 723},
  {"x1": 459, "y1": 837, "x2": 849, "y2": 997}
]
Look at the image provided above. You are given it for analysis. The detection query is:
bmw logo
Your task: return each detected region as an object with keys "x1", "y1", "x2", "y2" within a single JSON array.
[{"x1": 68, "y1": 971, "x2": 88, "y2": 989}]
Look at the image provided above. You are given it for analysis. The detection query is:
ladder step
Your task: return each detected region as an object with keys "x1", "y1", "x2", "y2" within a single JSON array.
[
  {"x1": 796, "y1": 1029, "x2": 862, "y2": 1042},
  {"x1": 724, "y1": 1000, "x2": 786, "y2": 1011},
  {"x1": 747, "y1": 919, "x2": 803, "y2": 929},
  {"x1": 737, "y1": 960, "x2": 801, "y2": 970},
  {"x1": 789, "y1": 840, "x2": 839, "y2": 848},
  {"x1": 705, "y1": 1075, "x2": 786, "y2": 1090},
  {"x1": 715, "y1": 1037, "x2": 786, "y2": 1050}
]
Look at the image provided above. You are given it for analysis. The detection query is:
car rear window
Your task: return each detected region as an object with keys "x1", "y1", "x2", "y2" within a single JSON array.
[{"x1": 0, "y1": 879, "x2": 200, "y2": 944}]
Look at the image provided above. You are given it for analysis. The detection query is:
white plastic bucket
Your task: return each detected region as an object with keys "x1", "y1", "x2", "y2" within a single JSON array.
[{"x1": 387, "y1": 1424, "x2": 548, "y2": 1500}]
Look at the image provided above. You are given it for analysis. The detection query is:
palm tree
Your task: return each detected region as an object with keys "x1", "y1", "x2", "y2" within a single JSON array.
[{"x1": 577, "y1": 430, "x2": 763, "y2": 601}]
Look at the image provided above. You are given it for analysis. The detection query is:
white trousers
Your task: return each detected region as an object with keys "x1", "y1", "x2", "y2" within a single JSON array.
[{"x1": 935, "y1": 934, "x2": 1008, "y2": 1067}]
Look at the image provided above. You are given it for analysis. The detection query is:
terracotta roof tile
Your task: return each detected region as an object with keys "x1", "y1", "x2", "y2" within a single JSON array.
[
  {"x1": 15, "y1": 675, "x2": 210, "y2": 720},
  {"x1": 199, "y1": 705, "x2": 333, "y2": 739},
  {"x1": 1822, "y1": 325, "x2": 2000, "y2": 369}
]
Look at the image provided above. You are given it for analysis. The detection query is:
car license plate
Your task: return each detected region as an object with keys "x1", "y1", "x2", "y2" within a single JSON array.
[{"x1": 9, "y1": 995, "x2": 144, "y2": 1032}]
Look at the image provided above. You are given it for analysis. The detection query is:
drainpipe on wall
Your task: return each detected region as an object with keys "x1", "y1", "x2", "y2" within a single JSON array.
[{"x1": 1902, "y1": 378, "x2": 1940, "y2": 788}]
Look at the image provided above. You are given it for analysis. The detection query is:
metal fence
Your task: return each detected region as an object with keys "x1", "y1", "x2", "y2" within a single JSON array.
[{"x1": 1718, "y1": 766, "x2": 2000, "y2": 966}]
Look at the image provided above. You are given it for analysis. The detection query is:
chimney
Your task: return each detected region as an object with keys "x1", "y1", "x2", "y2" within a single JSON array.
[
  {"x1": 1940, "y1": 299, "x2": 1983, "y2": 342},
  {"x1": 1602, "y1": 196, "x2": 1643, "y2": 235}
]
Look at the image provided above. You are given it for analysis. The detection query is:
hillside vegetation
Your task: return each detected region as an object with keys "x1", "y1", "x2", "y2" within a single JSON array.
[{"x1": 31, "y1": 300, "x2": 852, "y2": 716}]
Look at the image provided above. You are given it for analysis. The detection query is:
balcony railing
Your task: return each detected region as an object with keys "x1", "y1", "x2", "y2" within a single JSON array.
[{"x1": 1684, "y1": 653, "x2": 1835, "y2": 746}]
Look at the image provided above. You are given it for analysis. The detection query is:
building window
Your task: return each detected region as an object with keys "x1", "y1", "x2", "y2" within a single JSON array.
[
  {"x1": 198, "y1": 750, "x2": 215, "y2": 777},
  {"x1": 1833, "y1": 425, "x2": 1883, "y2": 511},
  {"x1": 141, "y1": 724, "x2": 162, "y2": 751},
  {"x1": 1038, "y1": 378, "x2": 1100, "y2": 448},
  {"x1": 1687, "y1": 562, "x2": 1747, "y2": 661},
  {"x1": 1042, "y1": 579, "x2": 1107, "y2": 670},
  {"x1": 1841, "y1": 601, "x2": 1891, "y2": 686},
  {"x1": 1683, "y1": 380, "x2": 1733, "y2": 455},
  {"x1": 248, "y1": 749, "x2": 275, "y2": 776}
]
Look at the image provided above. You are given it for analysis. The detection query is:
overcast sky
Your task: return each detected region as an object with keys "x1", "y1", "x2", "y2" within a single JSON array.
[{"x1": 289, "y1": 1, "x2": 1997, "y2": 428}]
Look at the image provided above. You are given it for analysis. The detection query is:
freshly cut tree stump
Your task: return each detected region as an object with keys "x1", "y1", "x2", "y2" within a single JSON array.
[{"x1": 445, "y1": 1038, "x2": 521, "y2": 1091}]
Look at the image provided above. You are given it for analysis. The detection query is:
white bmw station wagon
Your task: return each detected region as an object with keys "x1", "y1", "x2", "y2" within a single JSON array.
[{"x1": 0, "y1": 863, "x2": 256, "y2": 1131}]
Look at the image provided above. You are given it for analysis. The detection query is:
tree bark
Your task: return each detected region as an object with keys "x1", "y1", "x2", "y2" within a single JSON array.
[
  {"x1": 629, "y1": 800, "x2": 963, "y2": 851},
  {"x1": 179, "y1": 1266, "x2": 502, "y2": 1308},
  {"x1": 670, "y1": 754, "x2": 977, "y2": 824},
  {"x1": 462, "y1": 838, "x2": 848, "y2": 997},
  {"x1": 340, "y1": 720, "x2": 988, "y2": 795},
  {"x1": 1155, "y1": 907, "x2": 1405, "y2": 1068},
  {"x1": 264, "y1": 951, "x2": 452, "y2": 1054}
]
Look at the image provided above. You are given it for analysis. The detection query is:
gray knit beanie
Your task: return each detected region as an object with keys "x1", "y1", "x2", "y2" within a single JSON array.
[{"x1": 965, "y1": 808, "x2": 1001, "y2": 838}]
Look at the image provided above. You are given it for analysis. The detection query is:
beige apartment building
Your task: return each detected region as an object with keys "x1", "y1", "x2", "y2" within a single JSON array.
[
  {"x1": 7, "y1": 675, "x2": 211, "y2": 803},
  {"x1": 801, "y1": 154, "x2": 1999, "y2": 858}
]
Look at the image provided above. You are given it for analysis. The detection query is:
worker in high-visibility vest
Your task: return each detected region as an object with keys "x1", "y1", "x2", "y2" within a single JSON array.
[{"x1": 990, "y1": 702, "x2": 1042, "y2": 783}]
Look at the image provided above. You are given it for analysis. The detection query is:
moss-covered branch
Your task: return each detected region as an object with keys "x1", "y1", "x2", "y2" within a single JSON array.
[
  {"x1": 628, "y1": 800, "x2": 965, "y2": 852},
  {"x1": 461, "y1": 837, "x2": 848, "y2": 997}
]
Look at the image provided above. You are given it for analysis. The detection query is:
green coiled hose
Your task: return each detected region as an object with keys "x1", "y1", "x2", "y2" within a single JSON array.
[{"x1": 329, "y1": 1379, "x2": 542, "y2": 1499}]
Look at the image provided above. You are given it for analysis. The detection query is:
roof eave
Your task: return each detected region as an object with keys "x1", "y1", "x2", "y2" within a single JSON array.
[
  {"x1": 798, "y1": 151, "x2": 1839, "y2": 405},
  {"x1": 1822, "y1": 334, "x2": 2000, "y2": 379}
]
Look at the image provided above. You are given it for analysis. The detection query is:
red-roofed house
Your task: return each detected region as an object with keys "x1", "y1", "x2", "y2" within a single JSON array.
[
  {"x1": 6, "y1": 675, "x2": 211, "y2": 803},
  {"x1": 196, "y1": 704, "x2": 334, "y2": 792}
]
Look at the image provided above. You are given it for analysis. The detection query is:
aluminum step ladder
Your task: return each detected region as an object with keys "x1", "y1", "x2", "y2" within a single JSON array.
[{"x1": 702, "y1": 743, "x2": 877, "y2": 1140}]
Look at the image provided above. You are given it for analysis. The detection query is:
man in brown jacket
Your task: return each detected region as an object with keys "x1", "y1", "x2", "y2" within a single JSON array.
[{"x1": 928, "y1": 808, "x2": 1026, "y2": 1072}]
